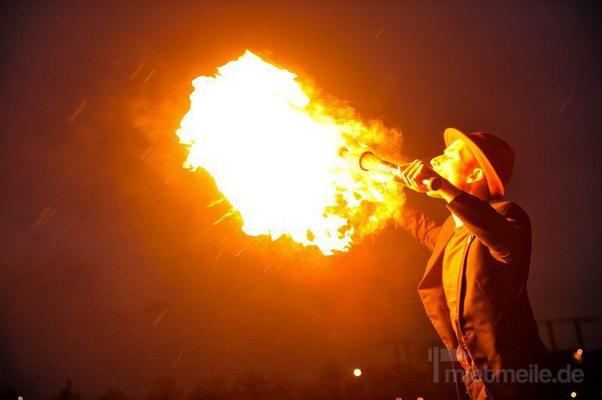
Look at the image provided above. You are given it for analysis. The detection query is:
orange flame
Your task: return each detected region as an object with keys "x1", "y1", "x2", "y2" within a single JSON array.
[{"x1": 177, "y1": 51, "x2": 404, "y2": 255}]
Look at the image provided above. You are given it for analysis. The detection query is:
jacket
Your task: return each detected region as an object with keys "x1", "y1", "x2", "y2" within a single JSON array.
[{"x1": 402, "y1": 191, "x2": 551, "y2": 398}]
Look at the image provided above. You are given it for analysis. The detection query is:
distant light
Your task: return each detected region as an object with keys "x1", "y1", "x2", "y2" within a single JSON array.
[
  {"x1": 18, "y1": 397, "x2": 23, "y2": 400},
  {"x1": 417, "y1": 397, "x2": 424, "y2": 400},
  {"x1": 394, "y1": 397, "x2": 402, "y2": 400},
  {"x1": 353, "y1": 368, "x2": 362, "y2": 377},
  {"x1": 573, "y1": 348, "x2": 584, "y2": 362},
  {"x1": 570, "y1": 391, "x2": 577, "y2": 398}
]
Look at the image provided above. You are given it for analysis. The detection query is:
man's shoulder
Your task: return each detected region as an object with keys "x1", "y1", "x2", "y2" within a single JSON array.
[{"x1": 491, "y1": 199, "x2": 530, "y2": 223}]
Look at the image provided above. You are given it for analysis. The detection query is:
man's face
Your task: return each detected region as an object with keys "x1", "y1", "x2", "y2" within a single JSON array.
[{"x1": 430, "y1": 139, "x2": 479, "y2": 190}]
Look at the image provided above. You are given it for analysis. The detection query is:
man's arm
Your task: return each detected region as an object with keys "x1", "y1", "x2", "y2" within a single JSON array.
[
  {"x1": 399, "y1": 159, "x2": 530, "y2": 263},
  {"x1": 446, "y1": 191, "x2": 530, "y2": 263},
  {"x1": 399, "y1": 204, "x2": 442, "y2": 253}
]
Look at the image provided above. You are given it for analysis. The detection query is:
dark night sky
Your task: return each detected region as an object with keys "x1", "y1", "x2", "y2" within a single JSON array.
[{"x1": 1, "y1": 1, "x2": 601, "y2": 398}]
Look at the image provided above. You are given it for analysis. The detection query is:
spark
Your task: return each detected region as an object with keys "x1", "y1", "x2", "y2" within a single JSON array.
[
  {"x1": 68, "y1": 100, "x2": 87, "y2": 123},
  {"x1": 62, "y1": 218, "x2": 78, "y2": 234},
  {"x1": 152, "y1": 307, "x2": 169, "y2": 326},
  {"x1": 235, "y1": 241, "x2": 250, "y2": 257},
  {"x1": 164, "y1": 171, "x2": 177, "y2": 185},
  {"x1": 215, "y1": 248, "x2": 224, "y2": 262},
  {"x1": 144, "y1": 69, "x2": 156, "y2": 84},
  {"x1": 207, "y1": 198, "x2": 226, "y2": 208},
  {"x1": 140, "y1": 147, "x2": 152, "y2": 160},
  {"x1": 171, "y1": 353, "x2": 183, "y2": 369},
  {"x1": 560, "y1": 96, "x2": 572, "y2": 113},
  {"x1": 213, "y1": 211, "x2": 234, "y2": 226},
  {"x1": 31, "y1": 206, "x2": 56, "y2": 231},
  {"x1": 130, "y1": 62, "x2": 145, "y2": 80}
]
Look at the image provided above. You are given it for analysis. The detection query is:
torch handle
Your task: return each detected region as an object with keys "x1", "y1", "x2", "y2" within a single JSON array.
[{"x1": 359, "y1": 151, "x2": 442, "y2": 191}]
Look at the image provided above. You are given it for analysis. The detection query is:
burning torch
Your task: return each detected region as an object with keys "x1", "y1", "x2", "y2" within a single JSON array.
[{"x1": 359, "y1": 151, "x2": 442, "y2": 191}]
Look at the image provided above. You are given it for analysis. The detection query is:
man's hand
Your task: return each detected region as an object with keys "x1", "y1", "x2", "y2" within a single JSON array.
[
  {"x1": 399, "y1": 159, "x2": 442, "y2": 193},
  {"x1": 400, "y1": 160, "x2": 461, "y2": 202}
]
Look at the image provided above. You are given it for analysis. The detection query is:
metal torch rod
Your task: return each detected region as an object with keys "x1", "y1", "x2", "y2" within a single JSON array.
[{"x1": 359, "y1": 151, "x2": 442, "y2": 191}]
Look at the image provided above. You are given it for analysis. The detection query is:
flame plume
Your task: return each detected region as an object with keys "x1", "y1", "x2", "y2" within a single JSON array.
[{"x1": 177, "y1": 51, "x2": 404, "y2": 255}]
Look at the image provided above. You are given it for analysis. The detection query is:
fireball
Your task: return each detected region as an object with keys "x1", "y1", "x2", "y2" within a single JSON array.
[{"x1": 176, "y1": 51, "x2": 404, "y2": 255}]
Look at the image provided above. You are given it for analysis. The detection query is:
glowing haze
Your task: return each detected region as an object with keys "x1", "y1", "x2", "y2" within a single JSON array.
[{"x1": 177, "y1": 51, "x2": 404, "y2": 255}]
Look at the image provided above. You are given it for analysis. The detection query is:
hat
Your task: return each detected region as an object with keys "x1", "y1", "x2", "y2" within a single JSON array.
[{"x1": 443, "y1": 128, "x2": 515, "y2": 199}]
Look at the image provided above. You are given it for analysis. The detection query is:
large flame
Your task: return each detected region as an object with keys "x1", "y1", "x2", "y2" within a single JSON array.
[{"x1": 177, "y1": 51, "x2": 404, "y2": 255}]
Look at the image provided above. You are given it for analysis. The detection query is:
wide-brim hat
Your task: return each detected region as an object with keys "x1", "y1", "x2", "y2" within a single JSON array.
[{"x1": 443, "y1": 128, "x2": 515, "y2": 199}]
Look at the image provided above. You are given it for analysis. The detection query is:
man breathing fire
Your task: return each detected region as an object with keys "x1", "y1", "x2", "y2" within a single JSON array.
[{"x1": 399, "y1": 128, "x2": 559, "y2": 400}]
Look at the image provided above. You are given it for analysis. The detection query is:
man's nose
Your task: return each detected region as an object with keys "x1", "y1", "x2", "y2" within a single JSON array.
[{"x1": 430, "y1": 157, "x2": 441, "y2": 168}]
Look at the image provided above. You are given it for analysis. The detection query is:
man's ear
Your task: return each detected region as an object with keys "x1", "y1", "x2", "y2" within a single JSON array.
[{"x1": 465, "y1": 168, "x2": 485, "y2": 184}]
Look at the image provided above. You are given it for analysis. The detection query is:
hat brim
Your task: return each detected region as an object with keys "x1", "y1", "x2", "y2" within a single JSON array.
[{"x1": 443, "y1": 128, "x2": 505, "y2": 198}]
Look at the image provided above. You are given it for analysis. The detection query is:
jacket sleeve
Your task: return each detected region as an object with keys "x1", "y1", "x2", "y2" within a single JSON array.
[
  {"x1": 445, "y1": 191, "x2": 531, "y2": 263},
  {"x1": 400, "y1": 204, "x2": 442, "y2": 253}
]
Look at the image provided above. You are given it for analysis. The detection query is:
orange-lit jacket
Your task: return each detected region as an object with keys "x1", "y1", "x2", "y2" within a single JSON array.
[{"x1": 401, "y1": 191, "x2": 548, "y2": 375}]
